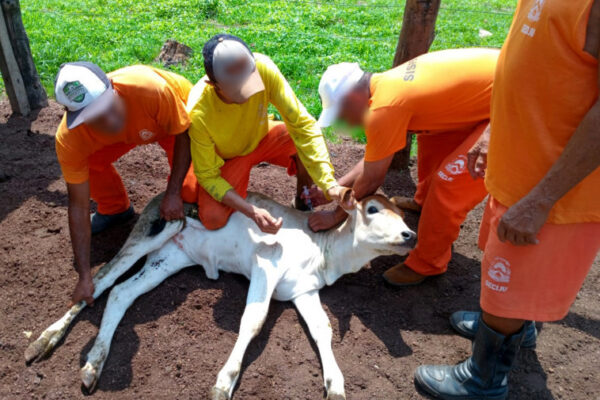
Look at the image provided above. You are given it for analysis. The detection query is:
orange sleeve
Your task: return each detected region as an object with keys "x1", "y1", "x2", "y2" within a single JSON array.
[
  {"x1": 55, "y1": 119, "x2": 92, "y2": 184},
  {"x1": 364, "y1": 106, "x2": 412, "y2": 162},
  {"x1": 155, "y1": 84, "x2": 191, "y2": 136}
]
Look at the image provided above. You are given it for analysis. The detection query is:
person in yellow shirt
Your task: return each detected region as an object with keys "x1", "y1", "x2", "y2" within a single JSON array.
[{"x1": 187, "y1": 34, "x2": 349, "y2": 233}]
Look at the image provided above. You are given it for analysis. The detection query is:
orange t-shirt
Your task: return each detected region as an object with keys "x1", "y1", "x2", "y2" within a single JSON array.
[
  {"x1": 364, "y1": 48, "x2": 499, "y2": 162},
  {"x1": 486, "y1": 0, "x2": 599, "y2": 224},
  {"x1": 55, "y1": 65, "x2": 192, "y2": 184}
]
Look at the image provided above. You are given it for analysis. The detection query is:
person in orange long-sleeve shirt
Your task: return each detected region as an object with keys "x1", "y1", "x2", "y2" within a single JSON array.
[
  {"x1": 414, "y1": 0, "x2": 600, "y2": 398},
  {"x1": 54, "y1": 62, "x2": 197, "y2": 306},
  {"x1": 308, "y1": 48, "x2": 499, "y2": 286}
]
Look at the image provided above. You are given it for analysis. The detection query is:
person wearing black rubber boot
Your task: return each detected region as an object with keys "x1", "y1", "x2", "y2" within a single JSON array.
[
  {"x1": 414, "y1": 0, "x2": 600, "y2": 398},
  {"x1": 416, "y1": 316, "x2": 524, "y2": 400}
]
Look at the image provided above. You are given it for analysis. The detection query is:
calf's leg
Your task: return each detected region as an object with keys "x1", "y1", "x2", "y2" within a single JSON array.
[
  {"x1": 294, "y1": 291, "x2": 346, "y2": 400},
  {"x1": 211, "y1": 262, "x2": 278, "y2": 400},
  {"x1": 24, "y1": 205, "x2": 184, "y2": 363},
  {"x1": 80, "y1": 241, "x2": 194, "y2": 391}
]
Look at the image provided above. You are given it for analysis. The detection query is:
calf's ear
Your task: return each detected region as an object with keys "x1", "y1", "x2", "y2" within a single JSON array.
[
  {"x1": 389, "y1": 197, "x2": 406, "y2": 218},
  {"x1": 339, "y1": 187, "x2": 356, "y2": 212}
]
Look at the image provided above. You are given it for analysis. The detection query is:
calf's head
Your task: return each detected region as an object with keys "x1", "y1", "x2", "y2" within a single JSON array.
[{"x1": 344, "y1": 194, "x2": 416, "y2": 256}]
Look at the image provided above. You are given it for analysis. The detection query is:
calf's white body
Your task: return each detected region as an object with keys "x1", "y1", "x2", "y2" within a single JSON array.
[{"x1": 25, "y1": 192, "x2": 415, "y2": 399}]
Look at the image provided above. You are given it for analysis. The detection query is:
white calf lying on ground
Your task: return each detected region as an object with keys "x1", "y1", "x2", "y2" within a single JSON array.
[{"x1": 25, "y1": 191, "x2": 415, "y2": 399}]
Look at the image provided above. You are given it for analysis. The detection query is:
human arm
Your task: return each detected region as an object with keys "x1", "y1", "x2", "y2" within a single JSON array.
[
  {"x1": 264, "y1": 56, "x2": 344, "y2": 202},
  {"x1": 160, "y1": 130, "x2": 192, "y2": 220},
  {"x1": 309, "y1": 104, "x2": 408, "y2": 231},
  {"x1": 303, "y1": 159, "x2": 364, "y2": 207},
  {"x1": 497, "y1": 99, "x2": 600, "y2": 245},
  {"x1": 497, "y1": 11, "x2": 600, "y2": 245},
  {"x1": 222, "y1": 190, "x2": 283, "y2": 234},
  {"x1": 152, "y1": 79, "x2": 194, "y2": 220},
  {"x1": 338, "y1": 159, "x2": 364, "y2": 187},
  {"x1": 467, "y1": 123, "x2": 491, "y2": 179},
  {"x1": 308, "y1": 156, "x2": 393, "y2": 231},
  {"x1": 189, "y1": 118, "x2": 283, "y2": 234},
  {"x1": 66, "y1": 182, "x2": 94, "y2": 306}
]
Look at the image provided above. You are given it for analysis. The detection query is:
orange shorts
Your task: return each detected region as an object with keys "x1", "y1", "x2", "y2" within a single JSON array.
[
  {"x1": 184, "y1": 121, "x2": 297, "y2": 230},
  {"x1": 478, "y1": 197, "x2": 600, "y2": 321}
]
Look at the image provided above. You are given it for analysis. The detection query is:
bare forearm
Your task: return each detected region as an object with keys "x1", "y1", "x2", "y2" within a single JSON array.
[
  {"x1": 222, "y1": 190, "x2": 254, "y2": 218},
  {"x1": 68, "y1": 204, "x2": 91, "y2": 278},
  {"x1": 353, "y1": 171, "x2": 383, "y2": 201},
  {"x1": 338, "y1": 160, "x2": 364, "y2": 187},
  {"x1": 166, "y1": 131, "x2": 192, "y2": 196},
  {"x1": 327, "y1": 160, "x2": 388, "y2": 226},
  {"x1": 527, "y1": 102, "x2": 600, "y2": 208},
  {"x1": 351, "y1": 156, "x2": 392, "y2": 201}
]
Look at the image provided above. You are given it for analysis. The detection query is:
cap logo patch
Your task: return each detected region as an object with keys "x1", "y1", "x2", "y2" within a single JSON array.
[
  {"x1": 139, "y1": 129, "x2": 155, "y2": 141},
  {"x1": 63, "y1": 81, "x2": 87, "y2": 103}
]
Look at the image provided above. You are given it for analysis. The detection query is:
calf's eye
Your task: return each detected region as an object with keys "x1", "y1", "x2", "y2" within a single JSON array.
[{"x1": 367, "y1": 206, "x2": 379, "y2": 214}]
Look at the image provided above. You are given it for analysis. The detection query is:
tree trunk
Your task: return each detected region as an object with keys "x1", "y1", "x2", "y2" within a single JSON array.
[
  {"x1": 1, "y1": 0, "x2": 47, "y2": 110},
  {"x1": 390, "y1": 0, "x2": 441, "y2": 170}
]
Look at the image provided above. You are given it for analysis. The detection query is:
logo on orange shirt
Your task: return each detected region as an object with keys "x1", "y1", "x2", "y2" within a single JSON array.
[
  {"x1": 527, "y1": 0, "x2": 545, "y2": 22},
  {"x1": 522, "y1": 0, "x2": 546, "y2": 37},
  {"x1": 403, "y1": 60, "x2": 417, "y2": 82},
  {"x1": 139, "y1": 129, "x2": 155, "y2": 141}
]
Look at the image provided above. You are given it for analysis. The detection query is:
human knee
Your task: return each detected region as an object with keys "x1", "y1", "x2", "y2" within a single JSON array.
[{"x1": 199, "y1": 208, "x2": 231, "y2": 230}]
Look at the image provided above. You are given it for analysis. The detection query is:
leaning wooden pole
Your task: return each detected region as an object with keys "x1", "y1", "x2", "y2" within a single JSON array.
[
  {"x1": 1, "y1": 0, "x2": 46, "y2": 109},
  {"x1": 0, "y1": 0, "x2": 29, "y2": 115},
  {"x1": 390, "y1": 0, "x2": 441, "y2": 170},
  {"x1": 0, "y1": 0, "x2": 47, "y2": 115}
]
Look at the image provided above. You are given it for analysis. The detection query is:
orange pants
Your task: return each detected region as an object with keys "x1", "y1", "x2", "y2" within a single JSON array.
[
  {"x1": 478, "y1": 197, "x2": 600, "y2": 321},
  {"x1": 404, "y1": 122, "x2": 489, "y2": 276},
  {"x1": 185, "y1": 122, "x2": 297, "y2": 230},
  {"x1": 89, "y1": 136, "x2": 197, "y2": 215}
]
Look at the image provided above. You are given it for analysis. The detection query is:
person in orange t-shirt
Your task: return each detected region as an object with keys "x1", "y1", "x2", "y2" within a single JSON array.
[
  {"x1": 309, "y1": 48, "x2": 499, "y2": 285},
  {"x1": 415, "y1": 1, "x2": 600, "y2": 399},
  {"x1": 54, "y1": 62, "x2": 197, "y2": 307}
]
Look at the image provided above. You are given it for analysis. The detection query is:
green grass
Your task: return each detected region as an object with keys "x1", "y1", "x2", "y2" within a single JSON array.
[{"x1": 16, "y1": 0, "x2": 515, "y2": 141}]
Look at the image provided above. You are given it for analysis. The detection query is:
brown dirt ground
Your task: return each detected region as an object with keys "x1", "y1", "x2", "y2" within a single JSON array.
[{"x1": 0, "y1": 100, "x2": 598, "y2": 400}]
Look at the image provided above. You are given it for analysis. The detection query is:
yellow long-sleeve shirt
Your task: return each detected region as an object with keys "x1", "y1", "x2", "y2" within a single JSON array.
[{"x1": 187, "y1": 53, "x2": 336, "y2": 201}]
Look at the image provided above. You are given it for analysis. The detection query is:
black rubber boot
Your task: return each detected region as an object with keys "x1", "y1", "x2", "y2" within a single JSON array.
[
  {"x1": 90, "y1": 206, "x2": 134, "y2": 235},
  {"x1": 415, "y1": 316, "x2": 524, "y2": 400},
  {"x1": 450, "y1": 311, "x2": 537, "y2": 349}
]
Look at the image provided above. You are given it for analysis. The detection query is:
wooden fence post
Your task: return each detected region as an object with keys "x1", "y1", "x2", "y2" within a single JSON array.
[
  {"x1": 0, "y1": 0, "x2": 29, "y2": 115},
  {"x1": 389, "y1": 0, "x2": 441, "y2": 170},
  {"x1": 0, "y1": 0, "x2": 47, "y2": 115},
  {"x1": 2, "y1": 0, "x2": 46, "y2": 109}
]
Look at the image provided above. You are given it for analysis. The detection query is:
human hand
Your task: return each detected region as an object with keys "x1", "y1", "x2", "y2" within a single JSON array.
[
  {"x1": 250, "y1": 206, "x2": 283, "y2": 234},
  {"x1": 160, "y1": 193, "x2": 184, "y2": 221},
  {"x1": 497, "y1": 194, "x2": 552, "y2": 246},
  {"x1": 308, "y1": 210, "x2": 345, "y2": 232},
  {"x1": 326, "y1": 185, "x2": 356, "y2": 210},
  {"x1": 301, "y1": 185, "x2": 330, "y2": 207},
  {"x1": 70, "y1": 274, "x2": 95, "y2": 307},
  {"x1": 467, "y1": 124, "x2": 491, "y2": 179}
]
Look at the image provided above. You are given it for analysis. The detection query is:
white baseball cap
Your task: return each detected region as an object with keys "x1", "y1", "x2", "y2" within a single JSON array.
[
  {"x1": 54, "y1": 62, "x2": 115, "y2": 129},
  {"x1": 203, "y1": 34, "x2": 265, "y2": 103},
  {"x1": 318, "y1": 62, "x2": 365, "y2": 128}
]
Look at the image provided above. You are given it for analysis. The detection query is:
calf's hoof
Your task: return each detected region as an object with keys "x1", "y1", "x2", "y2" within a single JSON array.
[
  {"x1": 24, "y1": 336, "x2": 50, "y2": 363},
  {"x1": 210, "y1": 386, "x2": 230, "y2": 400},
  {"x1": 80, "y1": 363, "x2": 100, "y2": 393},
  {"x1": 327, "y1": 393, "x2": 346, "y2": 400}
]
